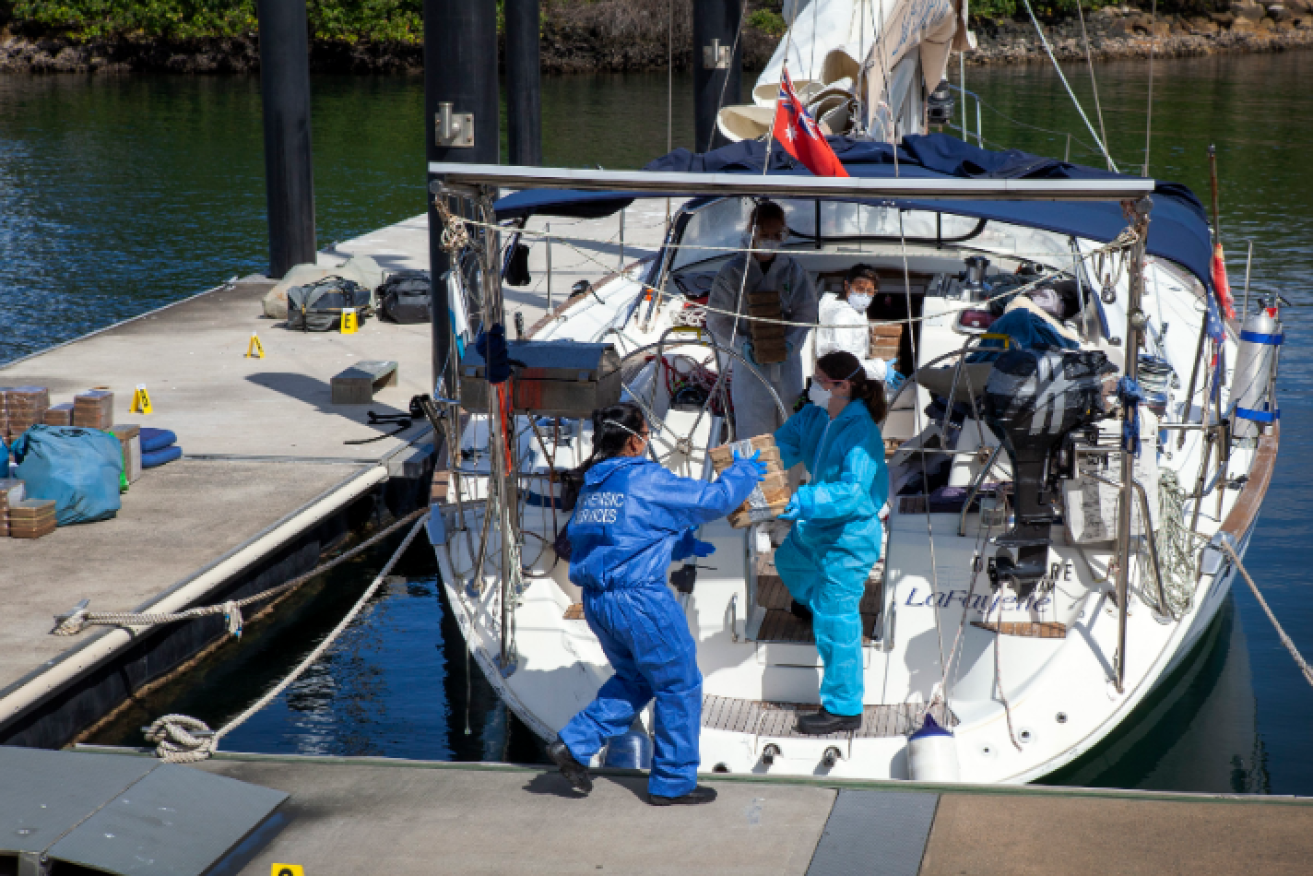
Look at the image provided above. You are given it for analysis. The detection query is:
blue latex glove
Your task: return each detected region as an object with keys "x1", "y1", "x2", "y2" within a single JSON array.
[
  {"x1": 740, "y1": 340, "x2": 759, "y2": 367},
  {"x1": 886, "y1": 371, "x2": 906, "y2": 393},
  {"x1": 691, "y1": 539, "x2": 716, "y2": 558},
  {"x1": 885, "y1": 357, "x2": 899, "y2": 372},
  {"x1": 733, "y1": 447, "x2": 769, "y2": 481},
  {"x1": 776, "y1": 495, "x2": 802, "y2": 521}
]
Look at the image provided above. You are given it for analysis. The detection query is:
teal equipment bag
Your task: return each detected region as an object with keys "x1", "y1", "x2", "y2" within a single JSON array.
[{"x1": 12, "y1": 425, "x2": 124, "y2": 525}]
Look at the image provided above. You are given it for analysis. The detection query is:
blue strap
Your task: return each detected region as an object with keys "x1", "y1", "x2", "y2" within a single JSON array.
[
  {"x1": 1240, "y1": 330, "x2": 1284, "y2": 345},
  {"x1": 1235, "y1": 405, "x2": 1280, "y2": 423},
  {"x1": 1117, "y1": 377, "x2": 1148, "y2": 457}
]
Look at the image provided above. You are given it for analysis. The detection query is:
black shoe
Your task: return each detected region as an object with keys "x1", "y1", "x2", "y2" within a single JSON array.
[
  {"x1": 649, "y1": 785, "x2": 718, "y2": 806},
  {"x1": 547, "y1": 740, "x2": 593, "y2": 795},
  {"x1": 796, "y1": 707, "x2": 862, "y2": 735},
  {"x1": 789, "y1": 599, "x2": 813, "y2": 621}
]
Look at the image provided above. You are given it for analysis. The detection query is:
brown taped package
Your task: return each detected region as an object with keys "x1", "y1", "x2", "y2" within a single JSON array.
[
  {"x1": 1, "y1": 386, "x2": 49, "y2": 439},
  {"x1": 869, "y1": 322, "x2": 904, "y2": 360},
  {"x1": 710, "y1": 434, "x2": 792, "y2": 528},
  {"x1": 746, "y1": 290, "x2": 788, "y2": 365},
  {"x1": 44, "y1": 403, "x2": 74, "y2": 427},
  {"x1": 8, "y1": 498, "x2": 56, "y2": 539},
  {"x1": 74, "y1": 390, "x2": 115, "y2": 430}
]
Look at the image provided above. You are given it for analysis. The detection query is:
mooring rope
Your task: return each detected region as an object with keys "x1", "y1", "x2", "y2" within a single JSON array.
[
  {"x1": 53, "y1": 507, "x2": 428, "y2": 637},
  {"x1": 1220, "y1": 539, "x2": 1313, "y2": 689},
  {"x1": 144, "y1": 511, "x2": 430, "y2": 762}
]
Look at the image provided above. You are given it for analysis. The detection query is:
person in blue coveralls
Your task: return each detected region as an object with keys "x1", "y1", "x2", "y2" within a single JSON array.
[
  {"x1": 548, "y1": 402, "x2": 767, "y2": 805},
  {"x1": 773, "y1": 350, "x2": 890, "y2": 735}
]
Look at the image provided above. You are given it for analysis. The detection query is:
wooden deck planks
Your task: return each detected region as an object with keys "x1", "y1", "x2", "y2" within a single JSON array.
[
  {"x1": 971, "y1": 620, "x2": 1067, "y2": 638},
  {"x1": 702, "y1": 695, "x2": 956, "y2": 739}
]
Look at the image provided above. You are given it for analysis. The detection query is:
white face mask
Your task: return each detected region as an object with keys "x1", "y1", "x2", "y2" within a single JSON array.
[
  {"x1": 754, "y1": 237, "x2": 784, "y2": 253},
  {"x1": 808, "y1": 382, "x2": 832, "y2": 407},
  {"x1": 848, "y1": 293, "x2": 873, "y2": 313}
]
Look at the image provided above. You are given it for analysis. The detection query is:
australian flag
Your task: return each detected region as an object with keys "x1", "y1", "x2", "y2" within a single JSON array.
[{"x1": 771, "y1": 68, "x2": 849, "y2": 178}]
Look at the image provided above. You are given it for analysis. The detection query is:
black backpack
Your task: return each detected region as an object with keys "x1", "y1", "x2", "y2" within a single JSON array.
[
  {"x1": 378, "y1": 270, "x2": 432, "y2": 324},
  {"x1": 286, "y1": 277, "x2": 372, "y2": 331}
]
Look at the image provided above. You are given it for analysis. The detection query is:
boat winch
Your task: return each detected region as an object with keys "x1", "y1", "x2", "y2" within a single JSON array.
[{"x1": 982, "y1": 348, "x2": 1117, "y2": 597}]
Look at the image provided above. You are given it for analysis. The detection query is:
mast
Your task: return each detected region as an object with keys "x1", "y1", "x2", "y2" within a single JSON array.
[{"x1": 1114, "y1": 196, "x2": 1152, "y2": 693}]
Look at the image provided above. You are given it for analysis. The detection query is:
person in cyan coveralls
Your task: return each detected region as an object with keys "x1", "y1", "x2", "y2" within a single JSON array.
[
  {"x1": 772, "y1": 350, "x2": 890, "y2": 735},
  {"x1": 548, "y1": 402, "x2": 766, "y2": 805}
]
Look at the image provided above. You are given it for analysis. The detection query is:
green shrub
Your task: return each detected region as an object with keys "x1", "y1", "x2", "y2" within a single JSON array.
[{"x1": 746, "y1": 9, "x2": 787, "y2": 37}]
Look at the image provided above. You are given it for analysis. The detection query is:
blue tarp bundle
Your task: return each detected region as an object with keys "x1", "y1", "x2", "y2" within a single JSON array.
[
  {"x1": 12, "y1": 425, "x2": 123, "y2": 525},
  {"x1": 493, "y1": 133, "x2": 1213, "y2": 293}
]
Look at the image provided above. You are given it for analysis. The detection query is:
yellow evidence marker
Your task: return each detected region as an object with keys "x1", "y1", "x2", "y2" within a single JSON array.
[
  {"x1": 340, "y1": 308, "x2": 358, "y2": 334},
  {"x1": 271, "y1": 866, "x2": 304, "y2": 876},
  {"x1": 129, "y1": 384, "x2": 153, "y2": 415},
  {"x1": 245, "y1": 333, "x2": 266, "y2": 359}
]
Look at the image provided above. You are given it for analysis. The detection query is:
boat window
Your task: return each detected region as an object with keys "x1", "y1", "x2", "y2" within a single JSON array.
[
  {"x1": 670, "y1": 197, "x2": 752, "y2": 271},
  {"x1": 822, "y1": 204, "x2": 978, "y2": 240}
]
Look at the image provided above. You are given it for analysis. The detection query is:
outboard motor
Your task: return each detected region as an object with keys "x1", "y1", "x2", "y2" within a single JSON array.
[{"x1": 982, "y1": 348, "x2": 1116, "y2": 596}]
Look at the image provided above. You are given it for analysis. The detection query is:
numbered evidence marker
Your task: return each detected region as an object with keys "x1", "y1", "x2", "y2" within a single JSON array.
[
  {"x1": 129, "y1": 384, "x2": 153, "y2": 415},
  {"x1": 272, "y1": 866, "x2": 305, "y2": 876},
  {"x1": 340, "y1": 308, "x2": 359, "y2": 335},
  {"x1": 245, "y1": 333, "x2": 266, "y2": 359}
]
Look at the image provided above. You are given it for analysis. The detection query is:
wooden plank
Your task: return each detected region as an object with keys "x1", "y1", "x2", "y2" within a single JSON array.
[{"x1": 1221, "y1": 423, "x2": 1279, "y2": 539}]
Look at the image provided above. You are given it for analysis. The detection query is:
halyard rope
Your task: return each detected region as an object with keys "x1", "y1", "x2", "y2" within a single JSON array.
[
  {"x1": 144, "y1": 511, "x2": 430, "y2": 762},
  {"x1": 53, "y1": 508, "x2": 428, "y2": 637}
]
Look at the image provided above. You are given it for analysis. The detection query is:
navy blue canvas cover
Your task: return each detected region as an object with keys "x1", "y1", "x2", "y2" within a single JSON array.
[{"x1": 491, "y1": 133, "x2": 1212, "y2": 291}]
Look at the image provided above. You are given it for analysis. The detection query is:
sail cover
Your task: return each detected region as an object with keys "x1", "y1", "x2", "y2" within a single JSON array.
[{"x1": 492, "y1": 133, "x2": 1214, "y2": 292}]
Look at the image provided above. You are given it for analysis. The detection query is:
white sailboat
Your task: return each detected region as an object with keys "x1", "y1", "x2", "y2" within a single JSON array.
[{"x1": 423, "y1": 3, "x2": 1281, "y2": 784}]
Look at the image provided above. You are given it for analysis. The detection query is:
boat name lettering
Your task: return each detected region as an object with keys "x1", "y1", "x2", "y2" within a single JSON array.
[{"x1": 902, "y1": 587, "x2": 1052, "y2": 612}]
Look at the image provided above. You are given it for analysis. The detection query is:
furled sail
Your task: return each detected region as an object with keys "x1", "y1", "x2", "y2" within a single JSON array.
[{"x1": 717, "y1": 0, "x2": 971, "y2": 144}]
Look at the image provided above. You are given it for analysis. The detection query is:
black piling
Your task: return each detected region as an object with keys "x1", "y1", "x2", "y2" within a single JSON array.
[
  {"x1": 424, "y1": 0, "x2": 500, "y2": 393},
  {"x1": 692, "y1": 0, "x2": 743, "y2": 153},
  {"x1": 506, "y1": 0, "x2": 543, "y2": 167},
  {"x1": 257, "y1": 0, "x2": 317, "y2": 278}
]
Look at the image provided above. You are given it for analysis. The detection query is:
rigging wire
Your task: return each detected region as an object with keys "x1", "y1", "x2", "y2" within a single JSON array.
[
  {"x1": 1073, "y1": 0, "x2": 1114, "y2": 169},
  {"x1": 1019, "y1": 0, "x2": 1118, "y2": 172},
  {"x1": 1143, "y1": 0, "x2": 1158, "y2": 176}
]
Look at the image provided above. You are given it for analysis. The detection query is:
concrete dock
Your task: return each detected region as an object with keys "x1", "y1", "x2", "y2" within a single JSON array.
[
  {"x1": 32, "y1": 748, "x2": 1311, "y2": 876},
  {"x1": 0, "y1": 206, "x2": 668, "y2": 750}
]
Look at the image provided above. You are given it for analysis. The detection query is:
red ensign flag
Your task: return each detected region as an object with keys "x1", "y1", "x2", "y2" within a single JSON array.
[
  {"x1": 1211, "y1": 242, "x2": 1236, "y2": 320},
  {"x1": 772, "y1": 68, "x2": 849, "y2": 178}
]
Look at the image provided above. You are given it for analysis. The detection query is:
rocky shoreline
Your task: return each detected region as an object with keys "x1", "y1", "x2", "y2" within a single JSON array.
[{"x1": 2, "y1": 0, "x2": 1312, "y2": 75}]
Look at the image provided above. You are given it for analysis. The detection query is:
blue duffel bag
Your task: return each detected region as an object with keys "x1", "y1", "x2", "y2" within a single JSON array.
[{"x1": 12, "y1": 425, "x2": 124, "y2": 525}]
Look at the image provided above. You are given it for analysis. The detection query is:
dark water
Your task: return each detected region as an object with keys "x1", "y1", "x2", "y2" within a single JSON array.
[{"x1": 6, "y1": 52, "x2": 1313, "y2": 792}]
